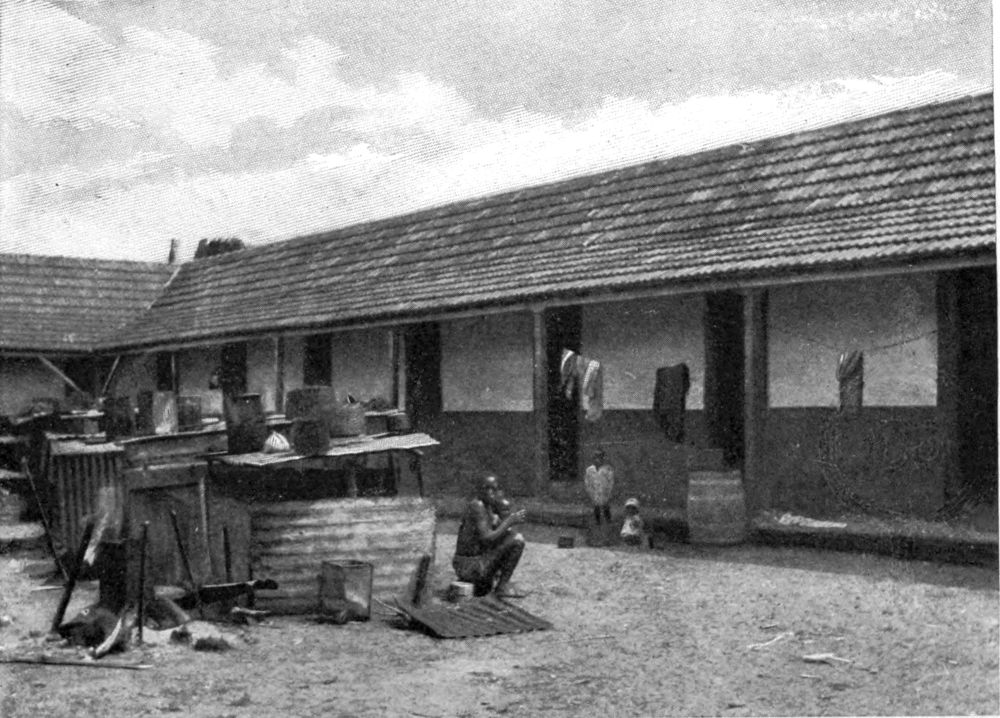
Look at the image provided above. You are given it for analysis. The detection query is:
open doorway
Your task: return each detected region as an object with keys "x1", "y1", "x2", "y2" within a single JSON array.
[
  {"x1": 704, "y1": 292, "x2": 745, "y2": 467},
  {"x1": 404, "y1": 322, "x2": 442, "y2": 428},
  {"x1": 546, "y1": 306, "x2": 581, "y2": 482},
  {"x1": 955, "y1": 267, "x2": 998, "y2": 502}
]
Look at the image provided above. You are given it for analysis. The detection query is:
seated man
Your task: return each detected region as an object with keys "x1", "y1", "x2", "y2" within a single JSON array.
[{"x1": 453, "y1": 475, "x2": 527, "y2": 598}]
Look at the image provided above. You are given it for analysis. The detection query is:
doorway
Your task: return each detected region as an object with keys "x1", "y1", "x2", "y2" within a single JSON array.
[
  {"x1": 404, "y1": 322, "x2": 442, "y2": 428},
  {"x1": 546, "y1": 306, "x2": 582, "y2": 482},
  {"x1": 955, "y1": 267, "x2": 998, "y2": 500},
  {"x1": 704, "y1": 292, "x2": 745, "y2": 467}
]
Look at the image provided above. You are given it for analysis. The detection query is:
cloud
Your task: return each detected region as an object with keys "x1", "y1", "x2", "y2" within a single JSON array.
[{"x1": 0, "y1": 0, "x2": 991, "y2": 262}]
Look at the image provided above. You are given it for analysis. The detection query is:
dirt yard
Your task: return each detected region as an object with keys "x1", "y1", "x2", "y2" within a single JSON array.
[{"x1": 1, "y1": 520, "x2": 997, "y2": 718}]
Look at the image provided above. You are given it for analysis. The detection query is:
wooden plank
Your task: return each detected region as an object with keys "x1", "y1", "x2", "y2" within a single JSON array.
[
  {"x1": 124, "y1": 463, "x2": 206, "y2": 492},
  {"x1": 120, "y1": 430, "x2": 228, "y2": 467},
  {"x1": 125, "y1": 462, "x2": 212, "y2": 587},
  {"x1": 215, "y1": 433, "x2": 439, "y2": 467}
]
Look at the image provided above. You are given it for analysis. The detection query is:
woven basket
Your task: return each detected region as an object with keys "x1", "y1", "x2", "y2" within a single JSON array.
[{"x1": 329, "y1": 402, "x2": 366, "y2": 437}]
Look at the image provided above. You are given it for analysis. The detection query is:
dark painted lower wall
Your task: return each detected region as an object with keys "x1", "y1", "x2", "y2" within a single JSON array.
[
  {"x1": 418, "y1": 412, "x2": 537, "y2": 499},
  {"x1": 417, "y1": 406, "x2": 954, "y2": 519},
  {"x1": 762, "y1": 406, "x2": 949, "y2": 518}
]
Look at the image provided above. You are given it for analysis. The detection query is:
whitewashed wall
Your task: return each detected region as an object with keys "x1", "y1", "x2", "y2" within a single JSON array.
[
  {"x1": 442, "y1": 313, "x2": 533, "y2": 412},
  {"x1": 769, "y1": 274, "x2": 937, "y2": 407},
  {"x1": 177, "y1": 346, "x2": 224, "y2": 416},
  {"x1": 331, "y1": 329, "x2": 394, "y2": 404},
  {"x1": 582, "y1": 295, "x2": 706, "y2": 410},
  {"x1": 0, "y1": 357, "x2": 63, "y2": 416}
]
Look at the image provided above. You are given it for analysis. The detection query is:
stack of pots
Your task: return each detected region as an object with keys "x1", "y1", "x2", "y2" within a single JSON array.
[
  {"x1": 285, "y1": 386, "x2": 366, "y2": 455},
  {"x1": 285, "y1": 386, "x2": 336, "y2": 456}
]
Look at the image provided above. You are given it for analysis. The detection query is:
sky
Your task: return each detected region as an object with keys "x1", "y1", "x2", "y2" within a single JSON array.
[{"x1": 0, "y1": 0, "x2": 992, "y2": 263}]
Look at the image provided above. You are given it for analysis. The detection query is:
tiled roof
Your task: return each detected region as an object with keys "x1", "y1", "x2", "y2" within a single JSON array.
[
  {"x1": 0, "y1": 254, "x2": 175, "y2": 353},
  {"x1": 112, "y1": 93, "x2": 994, "y2": 349}
]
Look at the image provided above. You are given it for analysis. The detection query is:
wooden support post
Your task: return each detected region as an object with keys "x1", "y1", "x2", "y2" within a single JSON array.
[
  {"x1": 531, "y1": 308, "x2": 549, "y2": 497},
  {"x1": 274, "y1": 336, "x2": 285, "y2": 413},
  {"x1": 743, "y1": 289, "x2": 769, "y2": 514},
  {"x1": 137, "y1": 522, "x2": 149, "y2": 645},
  {"x1": 51, "y1": 518, "x2": 95, "y2": 634},
  {"x1": 936, "y1": 271, "x2": 962, "y2": 503},
  {"x1": 101, "y1": 355, "x2": 122, "y2": 397}
]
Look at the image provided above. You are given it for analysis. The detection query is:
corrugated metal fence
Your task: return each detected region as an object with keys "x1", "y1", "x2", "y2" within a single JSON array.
[
  {"x1": 251, "y1": 496, "x2": 437, "y2": 614},
  {"x1": 46, "y1": 437, "x2": 125, "y2": 551}
]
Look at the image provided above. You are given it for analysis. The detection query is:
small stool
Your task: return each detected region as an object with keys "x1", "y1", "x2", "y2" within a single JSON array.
[{"x1": 446, "y1": 581, "x2": 474, "y2": 603}]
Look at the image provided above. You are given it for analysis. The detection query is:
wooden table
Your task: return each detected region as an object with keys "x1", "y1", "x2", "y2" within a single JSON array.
[{"x1": 206, "y1": 432, "x2": 440, "y2": 497}]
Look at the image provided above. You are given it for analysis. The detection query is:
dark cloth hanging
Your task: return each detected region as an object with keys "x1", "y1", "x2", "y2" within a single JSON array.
[{"x1": 653, "y1": 363, "x2": 690, "y2": 442}]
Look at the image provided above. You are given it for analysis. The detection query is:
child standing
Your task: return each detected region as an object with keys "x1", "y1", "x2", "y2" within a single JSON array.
[
  {"x1": 620, "y1": 497, "x2": 646, "y2": 547},
  {"x1": 584, "y1": 450, "x2": 615, "y2": 527}
]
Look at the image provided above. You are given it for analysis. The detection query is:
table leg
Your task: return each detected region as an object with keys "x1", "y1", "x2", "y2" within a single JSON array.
[{"x1": 408, "y1": 450, "x2": 424, "y2": 498}]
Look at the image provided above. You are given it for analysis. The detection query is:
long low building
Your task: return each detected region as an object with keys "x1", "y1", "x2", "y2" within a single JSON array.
[{"x1": 2, "y1": 92, "x2": 995, "y2": 520}]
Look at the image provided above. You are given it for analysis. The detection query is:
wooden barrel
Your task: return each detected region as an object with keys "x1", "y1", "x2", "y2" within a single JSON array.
[
  {"x1": 226, "y1": 394, "x2": 267, "y2": 454},
  {"x1": 686, "y1": 470, "x2": 747, "y2": 545}
]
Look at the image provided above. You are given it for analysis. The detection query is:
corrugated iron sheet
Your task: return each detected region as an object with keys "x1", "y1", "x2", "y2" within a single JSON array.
[
  {"x1": 251, "y1": 496, "x2": 436, "y2": 614},
  {"x1": 217, "y1": 433, "x2": 439, "y2": 466},
  {"x1": 395, "y1": 595, "x2": 553, "y2": 639},
  {"x1": 46, "y1": 438, "x2": 125, "y2": 551}
]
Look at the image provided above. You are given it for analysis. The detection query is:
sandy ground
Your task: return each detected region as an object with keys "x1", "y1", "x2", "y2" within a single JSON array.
[{"x1": 1, "y1": 520, "x2": 997, "y2": 718}]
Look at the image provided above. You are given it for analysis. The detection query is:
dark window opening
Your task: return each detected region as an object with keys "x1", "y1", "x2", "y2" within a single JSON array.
[
  {"x1": 546, "y1": 306, "x2": 582, "y2": 482},
  {"x1": 303, "y1": 333, "x2": 333, "y2": 386},
  {"x1": 404, "y1": 323, "x2": 442, "y2": 426},
  {"x1": 155, "y1": 352, "x2": 175, "y2": 392}
]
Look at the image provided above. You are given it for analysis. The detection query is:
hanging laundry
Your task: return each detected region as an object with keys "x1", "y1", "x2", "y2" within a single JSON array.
[
  {"x1": 560, "y1": 348, "x2": 578, "y2": 399},
  {"x1": 580, "y1": 358, "x2": 603, "y2": 422},
  {"x1": 560, "y1": 348, "x2": 603, "y2": 422},
  {"x1": 653, "y1": 363, "x2": 690, "y2": 442}
]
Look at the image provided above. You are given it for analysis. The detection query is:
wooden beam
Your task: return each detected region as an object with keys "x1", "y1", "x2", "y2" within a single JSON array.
[
  {"x1": 35, "y1": 355, "x2": 86, "y2": 396},
  {"x1": 531, "y1": 308, "x2": 549, "y2": 497},
  {"x1": 101, "y1": 355, "x2": 122, "y2": 397},
  {"x1": 742, "y1": 289, "x2": 769, "y2": 514}
]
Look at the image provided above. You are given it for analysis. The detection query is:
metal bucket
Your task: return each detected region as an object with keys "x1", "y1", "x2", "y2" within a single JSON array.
[{"x1": 318, "y1": 560, "x2": 372, "y2": 622}]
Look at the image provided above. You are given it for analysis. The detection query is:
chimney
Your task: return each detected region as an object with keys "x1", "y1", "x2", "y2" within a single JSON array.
[{"x1": 167, "y1": 239, "x2": 178, "y2": 264}]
